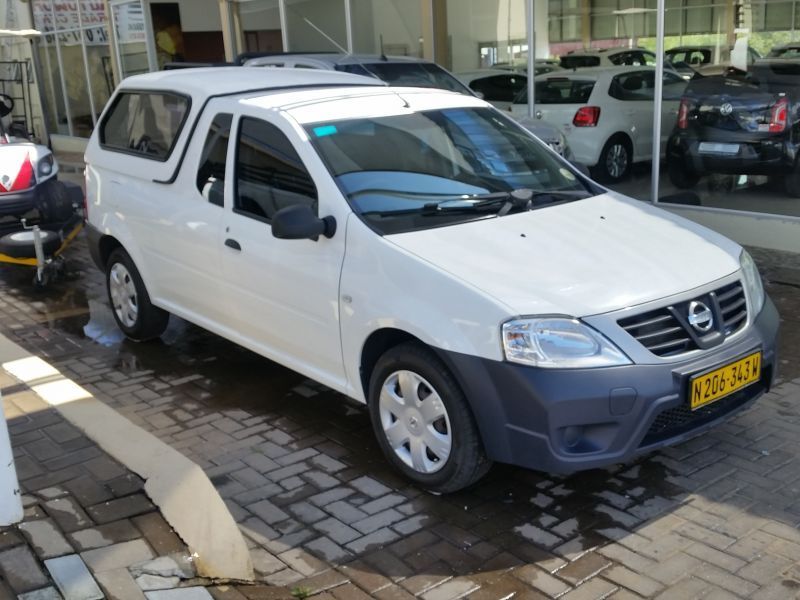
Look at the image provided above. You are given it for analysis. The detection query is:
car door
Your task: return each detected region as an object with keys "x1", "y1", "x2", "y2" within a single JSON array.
[
  {"x1": 219, "y1": 111, "x2": 349, "y2": 391},
  {"x1": 609, "y1": 70, "x2": 655, "y2": 159}
]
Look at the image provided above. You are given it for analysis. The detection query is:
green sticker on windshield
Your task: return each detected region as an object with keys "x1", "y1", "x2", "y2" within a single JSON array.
[{"x1": 313, "y1": 125, "x2": 338, "y2": 137}]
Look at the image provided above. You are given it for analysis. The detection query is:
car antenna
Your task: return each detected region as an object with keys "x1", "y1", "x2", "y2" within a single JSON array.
[{"x1": 380, "y1": 34, "x2": 387, "y2": 61}]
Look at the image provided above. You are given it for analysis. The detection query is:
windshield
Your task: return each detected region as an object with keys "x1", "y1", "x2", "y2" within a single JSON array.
[
  {"x1": 304, "y1": 107, "x2": 591, "y2": 234},
  {"x1": 336, "y1": 62, "x2": 473, "y2": 95}
]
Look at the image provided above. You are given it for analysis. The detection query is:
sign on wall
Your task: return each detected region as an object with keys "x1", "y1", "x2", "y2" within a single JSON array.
[{"x1": 32, "y1": 1, "x2": 145, "y2": 46}]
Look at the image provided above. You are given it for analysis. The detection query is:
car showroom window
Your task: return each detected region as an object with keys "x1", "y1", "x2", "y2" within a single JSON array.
[
  {"x1": 196, "y1": 113, "x2": 233, "y2": 207},
  {"x1": 235, "y1": 117, "x2": 318, "y2": 222},
  {"x1": 100, "y1": 92, "x2": 189, "y2": 160}
]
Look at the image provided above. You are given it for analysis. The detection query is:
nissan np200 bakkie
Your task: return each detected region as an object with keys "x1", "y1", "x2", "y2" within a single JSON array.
[{"x1": 84, "y1": 67, "x2": 779, "y2": 492}]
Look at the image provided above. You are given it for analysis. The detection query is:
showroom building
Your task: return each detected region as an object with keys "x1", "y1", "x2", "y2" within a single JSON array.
[{"x1": 1, "y1": 0, "x2": 800, "y2": 251}]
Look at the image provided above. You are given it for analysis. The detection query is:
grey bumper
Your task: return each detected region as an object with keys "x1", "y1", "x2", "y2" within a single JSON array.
[{"x1": 437, "y1": 297, "x2": 779, "y2": 474}]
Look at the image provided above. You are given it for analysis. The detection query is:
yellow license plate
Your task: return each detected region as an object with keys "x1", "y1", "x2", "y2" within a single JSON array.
[{"x1": 690, "y1": 351, "x2": 762, "y2": 410}]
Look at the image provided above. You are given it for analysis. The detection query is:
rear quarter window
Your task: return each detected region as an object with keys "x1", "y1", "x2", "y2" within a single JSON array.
[
  {"x1": 560, "y1": 55, "x2": 600, "y2": 69},
  {"x1": 100, "y1": 91, "x2": 190, "y2": 161},
  {"x1": 532, "y1": 78, "x2": 595, "y2": 104}
]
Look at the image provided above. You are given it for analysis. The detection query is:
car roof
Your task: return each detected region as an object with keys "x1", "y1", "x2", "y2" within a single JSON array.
[
  {"x1": 117, "y1": 66, "x2": 386, "y2": 101},
  {"x1": 245, "y1": 53, "x2": 439, "y2": 67},
  {"x1": 543, "y1": 64, "x2": 656, "y2": 78},
  {"x1": 566, "y1": 47, "x2": 653, "y2": 56}
]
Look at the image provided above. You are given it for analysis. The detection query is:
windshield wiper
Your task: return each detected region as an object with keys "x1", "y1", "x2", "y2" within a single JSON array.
[{"x1": 422, "y1": 188, "x2": 590, "y2": 216}]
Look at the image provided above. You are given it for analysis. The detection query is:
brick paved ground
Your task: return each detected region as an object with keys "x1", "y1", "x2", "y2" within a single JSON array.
[
  {"x1": 0, "y1": 369, "x2": 215, "y2": 599},
  {"x1": 1, "y1": 237, "x2": 800, "y2": 599}
]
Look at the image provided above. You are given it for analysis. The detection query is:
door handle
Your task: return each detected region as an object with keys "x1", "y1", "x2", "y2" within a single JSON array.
[{"x1": 224, "y1": 238, "x2": 241, "y2": 251}]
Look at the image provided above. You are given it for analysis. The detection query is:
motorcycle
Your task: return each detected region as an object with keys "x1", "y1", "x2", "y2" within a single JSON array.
[{"x1": 0, "y1": 93, "x2": 83, "y2": 287}]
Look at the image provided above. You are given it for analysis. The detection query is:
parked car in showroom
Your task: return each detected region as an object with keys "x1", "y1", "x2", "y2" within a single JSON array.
[
  {"x1": 84, "y1": 67, "x2": 777, "y2": 493},
  {"x1": 667, "y1": 59, "x2": 800, "y2": 195},
  {"x1": 506, "y1": 66, "x2": 687, "y2": 181},
  {"x1": 559, "y1": 47, "x2": 657, "y2": 69},
  {"x1": 666, "y1": 44, "x2": 762, "y2": 79},
  {"x1": 242, "y1": 53, "x2": 572, "y2": 159}
]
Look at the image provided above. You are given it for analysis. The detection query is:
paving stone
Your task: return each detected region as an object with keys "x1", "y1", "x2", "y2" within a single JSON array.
[
  {"x1": 250, "y1": 548, "x2": 286, "y2": 576},
  {"x1": 130, "y1": 556, "x2": 192, "y2": 579},
  {"x1": 81, "y1": 539, "x2": 154, "y2": 573},
  {"x1": 144, "y1": 588, "x2": 214, "y2": 600},
  {"x1": 43, "y1": 497, "x2": 93, "y2": 533},
  {"x1": 45, "y1": 554, "x2": 104, "y2": 600},
  {"x1": 18, "y1": 518, "x2": 74, "y2": 558},
  {"x1": 17, "y1": 587, "x2": 62, "y2": 600},
  {"x1": 0, "y1": 530, "x2": 24, "y2": 551},
  {"x1": 95, "y1": 569, "x2": 147, "y2": 600},
  {"x1": 246, "y1": 500, "x2": 289, "y2": 525},
  {"x1": 0, "y1": 545, "x2": 49, "y2": 593},
  {"x1": 131, "y1": 513, "x2": 184, "y2": 555},
  {"x1": 134, "y1": 575, "x2": 180, "y2": 591},
  {"x1": 68, "y1": 520, "x2": 141, "y2": 551},
  {"x1": 86, "y1": 495, "x2": 155, "y2": 524}
]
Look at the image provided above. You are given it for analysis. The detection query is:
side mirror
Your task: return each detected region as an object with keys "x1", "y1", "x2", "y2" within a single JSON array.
[{"x1": 271, "y1": 204, "x2": 336, "y2": 241}]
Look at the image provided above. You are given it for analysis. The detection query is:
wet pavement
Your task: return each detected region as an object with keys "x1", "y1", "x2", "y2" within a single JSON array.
[{"x1": 1, "y1": 235, "x2": 800, "y2": 599}]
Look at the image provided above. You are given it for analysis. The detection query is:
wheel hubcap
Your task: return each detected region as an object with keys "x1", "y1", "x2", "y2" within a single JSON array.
[
  {"x1": 108, "y1": 263, "x2": 138, "y2": 328},
  {"x1": 606, "y1": 143, "x2": 628, "y2": 179},
  {"x1": 379, "y1": 370, "x2": 452, "y2": 474}
]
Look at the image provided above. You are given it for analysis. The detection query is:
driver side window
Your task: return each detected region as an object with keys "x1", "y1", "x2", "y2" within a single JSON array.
[{"x1": 234, "y1": 117, "x2": 318, "y2": 222}]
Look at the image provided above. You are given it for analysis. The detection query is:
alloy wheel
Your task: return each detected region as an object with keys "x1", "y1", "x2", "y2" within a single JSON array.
[{"x1": 109, "y1": 262, "x2": 138, "y2": 328}]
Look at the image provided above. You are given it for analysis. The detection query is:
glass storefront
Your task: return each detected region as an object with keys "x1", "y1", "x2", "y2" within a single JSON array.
[{"x1": 5, "y1": 0, "x2": 800, "y2": 249}]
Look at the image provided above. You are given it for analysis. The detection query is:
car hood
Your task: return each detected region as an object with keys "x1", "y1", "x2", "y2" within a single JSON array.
[{"x1": 387, "y1": 192, "x2": 742, "y2": 317}]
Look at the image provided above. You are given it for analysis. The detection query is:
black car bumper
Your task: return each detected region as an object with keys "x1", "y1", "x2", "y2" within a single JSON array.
[
  {"x1": 0, "y1": 187, "x2": 38, "y2": 218},
  {"x1": 668, "y1": 135, "x2": 796, "y2": 176},
  {"x1": 437, "y1": 297, "x2": 779, "y2": 474}
]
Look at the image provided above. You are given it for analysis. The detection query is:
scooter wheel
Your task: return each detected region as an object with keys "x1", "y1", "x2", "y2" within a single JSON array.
[{"x1": 0, "y1": 229, "x2": 61, "y2": 258}]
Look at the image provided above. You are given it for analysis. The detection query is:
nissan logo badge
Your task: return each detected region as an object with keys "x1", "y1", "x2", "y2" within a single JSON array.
[{"x1": 688, "y1": 300, "x2": 714, "y2": 332}]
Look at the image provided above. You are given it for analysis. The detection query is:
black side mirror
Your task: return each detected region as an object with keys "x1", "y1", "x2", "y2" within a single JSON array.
[{"x1": 271, "y1": 204, "x2": 336, "y2": 241}]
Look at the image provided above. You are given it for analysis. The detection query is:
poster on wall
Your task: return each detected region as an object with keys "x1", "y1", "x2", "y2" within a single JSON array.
[{"x1": 32, "y1": 1, "x2": 144, "y2": 46}]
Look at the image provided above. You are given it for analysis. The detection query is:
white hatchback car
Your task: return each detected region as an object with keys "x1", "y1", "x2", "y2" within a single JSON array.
[
  {"x1": 85, "y1": 67, "x2": 778, "y2": 493},
  {"x1": 507, "y1": 66, "x2": 688, "y2": 181}
]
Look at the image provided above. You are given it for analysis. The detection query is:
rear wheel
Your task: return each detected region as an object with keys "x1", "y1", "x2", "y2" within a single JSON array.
[
  {"x1": 591, "y1": 135, "x2": 632, "y2": 183},
  {"x1": 785, "y1": 163, "x2": 800, "y2": 198},
  {"x1": 106, "y1": 248, "x2": 168, "y2": 341},
  {"x1": 667, "y1": 158, "x2": 701, "y2": 189},
  {"x1": 368, "y1": 342, "x2": 490, "y2": 494}
]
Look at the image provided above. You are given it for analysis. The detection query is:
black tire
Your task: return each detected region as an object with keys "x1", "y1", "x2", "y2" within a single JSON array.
[
  {"x1": 591, "y1": 135, "x2": 633, "y2": 183},
  {"x1": 37, "y1": 180, "x2": 76, "y2": 223},
  {"x1": 367, "y1": 342, "x2": 491, "y2": 494},
  {"x1": 0, "y1": 229, "x2": 61, "y2": 258},
  {"x1": 667, "y1": 157, "x2": 701, "y2": 189},
  {"x1": 785, "y1": 164, "x2": 800, "y2": 198},
  {"x1": 105, "y1": 248, "x2": 169, "y2": 341}
]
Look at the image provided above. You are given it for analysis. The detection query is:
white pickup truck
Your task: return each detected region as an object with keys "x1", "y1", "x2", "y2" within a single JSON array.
[{"x1": 84, "y1": 67, "x2": 778, "y2": 492}]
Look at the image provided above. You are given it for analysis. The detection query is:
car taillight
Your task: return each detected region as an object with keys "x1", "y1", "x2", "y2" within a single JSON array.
[
  {"x1": 769, "y1": 97, "x2": 789, "y2": 133},
  {"x1": 573, "y1": 106, "x2": 600, "y2": 127},
  {"x1": 678, "y1": 98, "x2": 690, "y2": 129}
]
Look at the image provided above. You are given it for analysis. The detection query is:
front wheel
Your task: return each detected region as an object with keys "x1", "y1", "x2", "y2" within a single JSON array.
[
  {"x1": 106, "y1": 248, "x2": 169, "y2": 341},
  {"x1": 368, "y1": 343, "x2": 490, "y2": 494}
]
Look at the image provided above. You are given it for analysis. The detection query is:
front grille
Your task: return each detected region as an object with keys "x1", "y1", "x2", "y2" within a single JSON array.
[
  {"x1": 640, "y1": 377, "x2": 767, "y2": 447},
  {"x1": 618, "y1": 281, "x2": 748, "y2": 357}
]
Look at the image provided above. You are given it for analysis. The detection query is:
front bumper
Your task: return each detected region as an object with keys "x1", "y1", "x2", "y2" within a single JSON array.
[
  {"x1": 437, "y1": 297, "x2": 779, "y2": 474},
  {"x1": 0, "y1": 187, "x2": 38, "y2": 217}
]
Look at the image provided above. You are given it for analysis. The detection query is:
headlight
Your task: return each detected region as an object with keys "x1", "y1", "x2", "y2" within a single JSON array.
[
  {"x1": 502, "y1": 317, "x2": 631, "y2": 368},
  {"x1": 740, "y1": 249, "x2": 765, "y2": 316},
  {"x1": 38, "y1": 154, "x2": 54, "y2": 177}
]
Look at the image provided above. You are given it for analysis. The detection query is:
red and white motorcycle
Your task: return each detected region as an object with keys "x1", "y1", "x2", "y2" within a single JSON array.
[{"x1": 0, "y1": 93, "x2": 83, "y2": 287}]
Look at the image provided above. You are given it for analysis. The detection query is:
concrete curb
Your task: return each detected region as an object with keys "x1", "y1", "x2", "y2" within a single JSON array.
[{"x1": 0, "y1": 334, "x2": 255, "y2": 582}]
